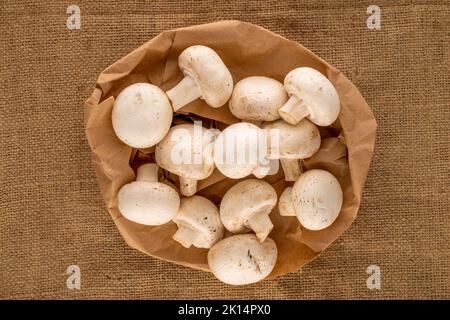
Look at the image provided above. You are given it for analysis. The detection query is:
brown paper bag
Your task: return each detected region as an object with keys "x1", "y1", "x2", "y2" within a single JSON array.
[{"x1": 84, "y1": 20, "x2": 377, "y2": 278}]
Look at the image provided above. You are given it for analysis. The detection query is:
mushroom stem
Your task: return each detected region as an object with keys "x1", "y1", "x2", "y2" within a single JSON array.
[
  {"x1": 246, "y1": 213, "x2": 274, "y2": 242},
  {"x1": 166, "y1": 75, "x2": 202, "y2": 111},
  {"x1": 253, "y1": 159, "x2": 279, "y2": 179},
  {"x1": 279, "y1": 187, "x2": 296, "y2": 216},
  {"x1": 252, "y1": 166, "x2": 267, "y2": 179},
  {"x1": 172, "y1": 225, "x2": 199, "y2": 248},
  {"x1": 179, "y1": 177, "x2": 197, "y2": 196},
  {"x1": 207, "y1": 128, "x2": 222, "y2": 139},
  {"x1": 136, "y1": 163, "x2": 159, "y2": 182},
  {"x1": 280, "y1": 158, "x2": 302, "y2": 181},
  {"x1": 278, "y1": 96, "x2": 309, "y2": 125}
]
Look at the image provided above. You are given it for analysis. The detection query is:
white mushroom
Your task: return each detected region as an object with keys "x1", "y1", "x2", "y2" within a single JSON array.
[
  {"x1": 155, "y1": 123, "x2": 218, "y2": 196},
  {"x1": 279, "y1": 169, "x2": 343, "y2": 230},
  {"x1": 172, "y1": 195, "x2": 224, "y2": 249},
  {"x1": 220, "y1": 179, "x2": 277, "y2": 242},
  {"x1": 252, "y1": 158, "x2": 279, "y2": 179},
  {"x1": 278, "y1": 187, "x2": 295, "y2": 217},
  {"x1": 213, "y1": 122, "x2": 269, "y2": 179},
  {"x1": 263, "y1": 119, "x2": 321, "y2": 181},
  {"x1": 112, "y1": 83, "x2": 173, "y2": 148},
  {"x1": 207, "y1": 234, "x2": 277, "y2": 285},
  {"x1": 166, "y1": 45, "x2": 233, "y2": 110},
  {"x1": 278, "y1": 67, "x2": 340, "y2": 126},
  {"x1": 117, "y1": 163, "x2": 180, "y2": 225},
  {"x1": 229, "y1": 76, "x2": 287, "y2": 122}
]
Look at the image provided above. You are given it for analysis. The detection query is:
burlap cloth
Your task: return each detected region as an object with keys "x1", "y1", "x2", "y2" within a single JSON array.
[{"x1": 0, "y1": 0, "x2": 448, "y2": 299}]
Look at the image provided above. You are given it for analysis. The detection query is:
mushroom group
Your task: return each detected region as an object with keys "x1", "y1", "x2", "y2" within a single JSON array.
[{"x1": 111, "y1": 44, "x2": 343, "y2": 285}]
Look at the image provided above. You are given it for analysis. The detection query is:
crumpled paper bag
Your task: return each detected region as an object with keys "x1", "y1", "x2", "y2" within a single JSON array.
[{"x1": 84, "y1": 20, "x2": 377, "y2": 278}]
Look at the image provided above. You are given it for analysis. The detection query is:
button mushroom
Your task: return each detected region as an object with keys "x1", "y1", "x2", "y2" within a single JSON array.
[
  {"x1": 207, "y1": 234, "x2": 277, "y2": 285},
  {"x1": 213, "y1": 122, "x2": 269, "y2": 179},
  {"x1": 278, "y1": 67, "x2": 340, "y2": 126},
  {"x1": 252, "y1": 158, "x2": 279, "y2": 179},
  {"x1": 263, "y1": 119, "x2": 321, "y2": 181},
  {"x1": 229, "y1": 76, "x2": 288, "y2": 122},
  {"x1": 172, "y1": 195, "x2": 224, "y2": 249},
  {"x1": 112, "y1": 83, "x2": 173, "y2": 148},
  {"x1": 278, "y1": 169, "x2": 343, "y2": 230},
  {"x1": 278, "y1": 186, "x2": 296, "y2": 217},
  {"x1": 220, "y1": 179, "x2": 277, "y2": 242},
  {"x1": 155, "y1": 123, "x2": 217, "y2": 196},
  {"x1": 166, "y1": 45, "x2": 233, "y2": 110},
  {"x1": 117, "y1": 163, "x2": 180, "y2": 225}
]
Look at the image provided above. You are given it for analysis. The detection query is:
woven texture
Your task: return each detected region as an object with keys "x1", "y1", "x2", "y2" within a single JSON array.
[{"x1": 1, "y1": 0, "x2": 449, "y2": 299}]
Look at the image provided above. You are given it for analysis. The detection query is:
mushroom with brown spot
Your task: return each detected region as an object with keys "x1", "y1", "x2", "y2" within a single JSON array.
[
  {"x1": 172, "y1": 195, "x2": 224, "y2": 249},
  {"x1": 166, "y1": 45, "x2": 233, "y2": 110},
  {"x1": 278, "y1": 169, "x2": 343, "y2": 230},
  {"x1": 117, "y1": 163, "x2": 180, "y2": 225},
  {"x1": 207, "y1": 234, "x2": 277, "y2": 285},
  {"x1": 278, "y1": 67, "x2": 340, "y2": 126},
  {"x1": 220, "y1": 179, "x2": 277, "y2": 242}
]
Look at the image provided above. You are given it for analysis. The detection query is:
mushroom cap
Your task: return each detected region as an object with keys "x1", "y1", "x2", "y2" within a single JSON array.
[
  {"x1": 117, "y1": 181, "x2": 180, "y2": 226},
  {"x1": 173, "y1": 195, "x2": 224, "y2": 249},
  {"x1": 284, "y1": 67, "x2": 340, "y2": 126},
  {"x1": 213, "y1": 122, "x2": 263, "y2": 179},
  {"x1": 220, "y1": 179, "x2": 277, "y2": 233},
  {"x1": 112, "y1": 83, "x2": 173, "y2": 148},
  {"x1": 291, "y1": 169, "x2": 343, "y2": 230},
  {"x1": 178, "y1": 45, "x2": 233, "y2": 108},
  {"x1": 263, "y1": 118, "x2": 321, "y2": 159},
  {"x1": 278, "y1": 187, "x2": 295, "y2": 217},
  {"x1": 155, "y1": 124, "x2": 216, "y2": 180},
  {"x1": 229, "y1": 76, "x2": 287, "y2": 121},
  {"x1": 207, "y1": 234, "x2": 277, "y2": 285}
]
